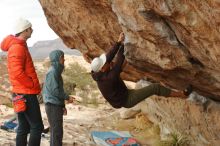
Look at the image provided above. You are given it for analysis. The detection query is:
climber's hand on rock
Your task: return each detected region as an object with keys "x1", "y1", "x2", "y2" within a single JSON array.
[{"x1": 117, "y1": 32, "x2": 125, "y2": 43}]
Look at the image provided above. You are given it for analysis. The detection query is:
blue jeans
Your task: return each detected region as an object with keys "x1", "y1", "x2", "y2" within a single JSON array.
[
  {"x1": 45, "y1": 103, "x2": 63, "y2": 146},
  {"x1": 15, "y1": 94, "x2": 44, "y2": 146}
]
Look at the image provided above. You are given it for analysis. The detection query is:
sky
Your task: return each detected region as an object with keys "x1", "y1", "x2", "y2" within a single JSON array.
[{"x1": 0, "y1": 0, "x2": 58, "y2": 48}]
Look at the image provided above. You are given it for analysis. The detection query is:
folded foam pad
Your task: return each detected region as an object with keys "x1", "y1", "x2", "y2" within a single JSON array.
[{"x1": 91, "y1": 131, "x2": 140, "y2": 146}]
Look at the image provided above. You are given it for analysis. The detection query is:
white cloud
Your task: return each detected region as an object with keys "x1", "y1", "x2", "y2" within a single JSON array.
[{"x1": 0, "y1": 0, "x2": 58, "y2": 47}]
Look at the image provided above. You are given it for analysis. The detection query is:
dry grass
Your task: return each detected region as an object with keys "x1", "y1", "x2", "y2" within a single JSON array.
[{"x1": 155, "y1": 132, "x2": 189, "y2": 146}]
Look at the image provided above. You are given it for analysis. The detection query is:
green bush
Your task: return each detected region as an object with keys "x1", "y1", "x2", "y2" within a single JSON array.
[{"x1": 63, "y1": 62, "x2": 99, "y2": 105}]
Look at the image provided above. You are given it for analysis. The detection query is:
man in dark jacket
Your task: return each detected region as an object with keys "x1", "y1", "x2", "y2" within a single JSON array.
[{"x1": 91, "y1": 33, "x2": 192, "y2": 109}]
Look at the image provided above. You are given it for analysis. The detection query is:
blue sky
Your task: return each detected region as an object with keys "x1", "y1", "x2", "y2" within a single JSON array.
[{"x1": 0, "y1": 0, "x2": 58, "y2": 47}]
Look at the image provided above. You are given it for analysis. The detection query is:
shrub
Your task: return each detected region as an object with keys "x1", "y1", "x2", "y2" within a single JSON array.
[
  {"x1": 156, "y1": 132, "x2": 189, "y2": 146},
  {"x1": 63, "y1": 62, "x2": 99, "y2": 105}
]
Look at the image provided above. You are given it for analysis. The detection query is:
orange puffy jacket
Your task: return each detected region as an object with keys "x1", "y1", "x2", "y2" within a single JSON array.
[{"x1": 1, "y1": 35, "x2": 41, "y2": 94}]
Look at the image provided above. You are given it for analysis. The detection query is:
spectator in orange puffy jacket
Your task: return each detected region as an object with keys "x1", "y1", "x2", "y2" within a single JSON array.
[{"x1": 1, "y1": 18, "x2": 44, "y2": 146}]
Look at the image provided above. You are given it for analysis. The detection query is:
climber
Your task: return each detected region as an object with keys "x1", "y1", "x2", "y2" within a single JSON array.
[{"x1": 90, "y1": 32, "x2": 193, "y2": 108}]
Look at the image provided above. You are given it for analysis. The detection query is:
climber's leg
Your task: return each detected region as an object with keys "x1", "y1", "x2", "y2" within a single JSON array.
[{"x1": 123, "y1": 83, "x2": 171, "y2": 108}]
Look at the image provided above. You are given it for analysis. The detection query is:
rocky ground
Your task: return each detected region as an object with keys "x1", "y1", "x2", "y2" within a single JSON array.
[
  {"x1": 0, "y1": 55, "x2": 158, "y2": 146},
  {"x1": 3, "y1": 55, "x2": 211, "y2": 146},
  {"x1": 0, "y1": 101, "x2": 160, "y2": 146}
]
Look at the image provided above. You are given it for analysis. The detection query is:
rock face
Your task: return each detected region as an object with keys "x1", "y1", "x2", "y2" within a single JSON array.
[
  {"x1": 141, "y1": 96, "x2": 220, "y2": 146},
  {"x1": 39, "y1": 0, "x2": 220, "y2": 100},
  {"x1": 134, "y1": 80, "x2": 220, "y2": 146},
  {"x1": 39, "y1": 1, "x2": 220, "y2": 145}
]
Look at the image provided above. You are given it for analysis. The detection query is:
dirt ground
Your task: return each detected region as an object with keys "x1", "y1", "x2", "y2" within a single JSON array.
[{"x1": 0, "y1": 102, "x2": 162, "y2": 146}]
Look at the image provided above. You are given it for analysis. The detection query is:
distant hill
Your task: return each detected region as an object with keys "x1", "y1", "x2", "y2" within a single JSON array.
[
  {"x1": 0, "y1": 38, "x2": 81, "y2": 60},
  {"x1": 29, "y1": 38, "x2": 81, "y2": 60}
]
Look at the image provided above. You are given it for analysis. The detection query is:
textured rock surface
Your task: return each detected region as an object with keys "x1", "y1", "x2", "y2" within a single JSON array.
[
  {"x1": 135, "y1": 80, "x2": 220, "y2": 146},
  {"x1": 39, "y1": 0, "x2": 220, "y2": 100},
  {"x1": 39, "y1": 1, "x2": 220, "y2": 145},
  {"x1": 141, "y1": 97, "x2": 220, "y2": 146}
]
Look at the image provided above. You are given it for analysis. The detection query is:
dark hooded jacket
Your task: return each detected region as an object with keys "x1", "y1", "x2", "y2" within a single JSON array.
[
  {"x1": 43, "y1": 50, "x2": 69, "y2": 107},
  {"x1": 91, "y1": 42, "x2": 128, "y2": 108}
]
